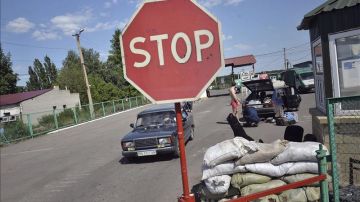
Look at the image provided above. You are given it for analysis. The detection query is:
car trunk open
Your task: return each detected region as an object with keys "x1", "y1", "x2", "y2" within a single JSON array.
[{"x1": 242, "y1": 79, "x2": 274, "y2": 92}]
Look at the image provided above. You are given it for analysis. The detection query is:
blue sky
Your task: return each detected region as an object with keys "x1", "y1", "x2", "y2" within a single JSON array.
[{"x1": 1, "y1": 0, "x2": 324, "y2": 86}]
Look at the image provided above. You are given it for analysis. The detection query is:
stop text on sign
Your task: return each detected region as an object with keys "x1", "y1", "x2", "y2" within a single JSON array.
[{"x1": 129, "y1": 30, "x2": 214, "y2": 68}]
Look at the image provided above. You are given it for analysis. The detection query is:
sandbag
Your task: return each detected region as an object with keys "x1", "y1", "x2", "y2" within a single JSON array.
[
  {"x1": 271, "y1": 142, "x2": 328, "y2": 165},
  {"x1": 231, "y1": 173, "x2": 272, "y2": 190},
  {"x1": 282, "y1": 174, "x2": 319, "y2": 186},
  {"x1": 218, "y1": 195, "x2": 240, "y2": 202},
  {"x1": 202, "y1": 162, "x2": 247, "y2": 180},
  {"x1": 245, "y1": 162, "x2": 294, "y2": 177},
  {"x1": 240, "y1": 180, "x2": 286, "y2": 196},
  {"x1": 304, "y1": 187, "x2": 320, "y2": 202},
  {"x1": 204, "y1": 175, "x2": 232, "y2": 195},
  {"x1": 278, "y1": 188, "x2": 307, "y2": 202},
  {"x1": 236, "y1": 140, "x2": 288, "y2": 165},
  {"x1": 286, "y1": 162, "x2": 319, "y2": 175},
  {"x1": 196, "y1": 182, "x2": 240, "y2": 201},
  {"x1": 203, "y1": 137, "x2": 258, "y2": 167},
  {"x1": 254, "y1": 194, "x2": 280, "y2": 202}
]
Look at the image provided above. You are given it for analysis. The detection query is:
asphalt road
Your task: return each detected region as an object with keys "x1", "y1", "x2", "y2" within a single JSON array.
[{"x1": 0, "y1": 93, "x2": 315, "y2": 202}]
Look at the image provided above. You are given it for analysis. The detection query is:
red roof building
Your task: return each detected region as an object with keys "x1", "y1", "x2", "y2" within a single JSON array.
[
  {"x1": 225, "y1": 55, "x2": 256, "y2": 68},
  {"x1": 0, "y1": 89, "x2": 52, "y2": 106},
  {"x1": 0, "y1": 87, "x2": 81, "y2": 124},
  {"x1": 225, "y1": 55, "x2": 257, "y2": 79}
]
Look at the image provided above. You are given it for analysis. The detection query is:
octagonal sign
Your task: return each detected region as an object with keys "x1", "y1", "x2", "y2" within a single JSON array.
[{"x1": 120, "y1": 0, "x2": 224, "y2": 103}]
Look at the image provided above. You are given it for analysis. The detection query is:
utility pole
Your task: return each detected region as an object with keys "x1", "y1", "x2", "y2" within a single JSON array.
[
  {"x1": 72, "y1": 29, "x2": 94, "y2": 118},
  {"x1": 283, "y1": 48, "x2": 287, "y2": 70}
]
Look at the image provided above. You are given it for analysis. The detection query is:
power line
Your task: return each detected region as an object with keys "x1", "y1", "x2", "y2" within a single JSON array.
[
  {"x1": 254, "y1": 50, "x2": 283, "y2": 57},
  {"x1": 2, "y1": 41, "x2": 69, "y2": 50},
  {"x1": 254, "y1": 42, "x2": 310, "y2": 58},
  {"x1": 287, "y1": 42, "x2": 310, "y2": 51},
  {"x1": 287, "y1": 48, "x2": 311, "y2": 55},
  {"x1": 291, "y1": 53, "x2": 312, "y2": 63}
]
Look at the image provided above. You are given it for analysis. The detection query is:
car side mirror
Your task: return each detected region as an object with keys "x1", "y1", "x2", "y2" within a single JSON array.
[{"x1": 130, "y1": 123, "x2": 134, "y2": 128}]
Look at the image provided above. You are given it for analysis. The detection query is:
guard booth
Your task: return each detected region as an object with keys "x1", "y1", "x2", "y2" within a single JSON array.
[{"x1": 206, "y1": 55, "x2": 256, "y2": 97}]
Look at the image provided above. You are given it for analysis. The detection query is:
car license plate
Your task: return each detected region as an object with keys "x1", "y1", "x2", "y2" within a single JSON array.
[{"x1": 137, "y1": 150, "x2": 156, "y2": 156}]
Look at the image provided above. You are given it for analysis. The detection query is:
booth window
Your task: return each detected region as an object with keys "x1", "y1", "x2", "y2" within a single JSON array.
[
  {"x1": 314, "y1": 42, "x2": 323, "y2": 74},
  {"x1": 329, "y1": 29, "x2": 360, "y2": 111},
  {"x1": 312, "y1": 38, "x2": 325, "y2": 112}
]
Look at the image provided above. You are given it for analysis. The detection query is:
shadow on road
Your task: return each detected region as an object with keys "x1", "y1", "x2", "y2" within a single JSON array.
[
  {"x1": 119, "y1": 155, "x2": 175, "y2": 165},
  {"x1": 207, "y1": 93, "x2": 229, "y2": 98},
  {"x1": 216, "y1": 121, "x2": 228, "y2": 125}
]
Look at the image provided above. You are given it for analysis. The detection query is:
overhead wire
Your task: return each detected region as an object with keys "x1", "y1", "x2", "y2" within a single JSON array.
[{"x1": 1, "y1": 41, "x2": 69, "y2": 50}]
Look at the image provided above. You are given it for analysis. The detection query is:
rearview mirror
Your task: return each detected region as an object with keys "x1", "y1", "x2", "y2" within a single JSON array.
[{"x1": 130, "y1": 123, "x2": 134, "y2": 128}]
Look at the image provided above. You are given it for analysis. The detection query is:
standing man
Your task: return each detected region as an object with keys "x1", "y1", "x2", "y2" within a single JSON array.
[{"x1": 229, "y1": 81, "x2": 241, "y2": 119}]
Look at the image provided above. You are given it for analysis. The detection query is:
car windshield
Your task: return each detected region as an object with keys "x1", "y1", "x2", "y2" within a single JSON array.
[
  {"x1": 135, "y1": 111, "x2": 176, "y2": 128},
  {"x1": 299, "y1": 72, "x2": 314, "y2": 80}
]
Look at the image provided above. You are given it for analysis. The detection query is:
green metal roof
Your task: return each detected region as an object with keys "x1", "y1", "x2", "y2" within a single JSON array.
[{"x1": 298, "y1": 0, "x2": 360, "y2": 30}]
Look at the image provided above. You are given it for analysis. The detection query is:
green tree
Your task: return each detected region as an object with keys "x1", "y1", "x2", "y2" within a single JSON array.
[
  {"x1": 0, "y1": 45, "x2": 18, "y2": 95},
  {"x1": 108, "y1": 29, "x2": 123, "y2": 66},
  {"x1": 107, "y1": 29, "x2": 139, "y2": 96},
  {"x1": 88, "y1": 75, "x2": 124, "y2": 102},
  {"x1": 82, "y1": 48, "x2": 103, "y2": 75},
  {"x1": 57, "y1": 50, "x2": 87, "y2": 102},
  {"x1": 43, "y1": 55, "x2": 57, "y2": 85},
  {"x1": 26, "y1": 57, "x2": 55, "y2": 90},
  {"x1": 26, "y1": 66, "x2": 41, "y2": 91},
  {"x1": 33, "y1": 58, "x2": 49, "y2": 89}
]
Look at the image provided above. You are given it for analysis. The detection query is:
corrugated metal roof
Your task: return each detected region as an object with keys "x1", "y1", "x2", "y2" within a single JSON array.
[
  {"x1": 0, "y1": 89, "x2": 52, "y2": 106},
  {"x1": 225, "y1": 55, "x2": 256, "y2": 68},
  {"x1": 298, "y1": 0, "x2": 360, "y2": 30}
]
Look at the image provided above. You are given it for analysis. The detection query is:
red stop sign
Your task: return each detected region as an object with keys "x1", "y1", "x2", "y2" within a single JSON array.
[{"x1": 120, "y1": 0, "x2": 224, "y2": 103}]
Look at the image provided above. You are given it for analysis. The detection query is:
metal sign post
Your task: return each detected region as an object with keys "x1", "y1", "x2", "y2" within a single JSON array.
[
  {"x1": 175, "y1": 102, "x2": 194, "y2": 202},
  {"x1": 120, "y1": 1, "x2": 224, "y2": 201}
]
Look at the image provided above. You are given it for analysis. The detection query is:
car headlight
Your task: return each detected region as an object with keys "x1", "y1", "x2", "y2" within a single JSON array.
[
  {"x1": 158, "y1": 137, "x2": 171, "y2": 144},
  {"x1": 122, "y1": 141, "x2": 135, "y2": 149}
]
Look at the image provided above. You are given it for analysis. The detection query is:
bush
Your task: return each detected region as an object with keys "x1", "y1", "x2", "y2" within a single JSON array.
[{"x1": 1, "y1": 120, "x2": 30, "y2": 142}]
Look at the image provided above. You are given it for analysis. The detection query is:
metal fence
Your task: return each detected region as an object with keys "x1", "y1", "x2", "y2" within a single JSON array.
[
  {"x1": 326, "y1": 95, "x2": 360, "y2": 202},
  {"x1": 0, "y1": 96, "x2": 150, "y2": 145}
]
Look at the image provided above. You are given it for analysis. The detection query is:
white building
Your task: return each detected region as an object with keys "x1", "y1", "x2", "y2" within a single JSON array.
[{"x1": 0, "y1": 86, "x2": 81, "y2": 124}]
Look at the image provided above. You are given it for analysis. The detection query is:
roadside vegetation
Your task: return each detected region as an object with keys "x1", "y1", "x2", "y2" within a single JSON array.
[{"x1": 0, "y1": 29, "x2": 143, "y2": 144}]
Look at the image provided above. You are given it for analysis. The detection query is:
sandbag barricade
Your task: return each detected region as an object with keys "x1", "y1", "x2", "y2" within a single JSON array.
[{"x1": 198, "y1": 138, "x2": 329, "y2": 201}]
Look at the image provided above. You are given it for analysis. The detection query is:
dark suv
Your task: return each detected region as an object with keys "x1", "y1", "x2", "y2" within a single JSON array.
[{"x1": 121, "y1": 104, "x2": 194, "y2": 159}]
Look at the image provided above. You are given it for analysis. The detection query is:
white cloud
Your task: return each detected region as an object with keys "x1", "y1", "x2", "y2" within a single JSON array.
[
  {"x1": 6, "y1": 17, "x2": 35, "y2": 33},
  {"x1": 100, "y1": 12, "x2": 109, "y2": 17},
  {"x1": 224, "y1": 0, "x2": 244, "y2": 5},
  {"x1": 50, "y1": 9, "x2": 92, "y2": 35},
  {"x1": 224, "y1": 47, "x2": 233, "y2": 51},
  {"x1": 104, "y1": 2, "x2": 112, "y2": 8},
  {"x1": 104, "y1": 0, "x2": 118, "y2": 8},
  {"x1": 234, "y1": 43, "x2": 252, "y2": 51},
  {"x1": 222, "y1": 34, "x2": 233, "y2": 41},
  {"x1": 86, "y1": 20, "x2": 126, "y2": 32},
  {"x1": 198, "y1": 0, "x2": 244, "y2": 8},
  {"x1": 32, "y1": 30, "x2": 61, "y2": 41},
  {"x1": 129, "y1": 0, "x2": 143, "y2": 8}
]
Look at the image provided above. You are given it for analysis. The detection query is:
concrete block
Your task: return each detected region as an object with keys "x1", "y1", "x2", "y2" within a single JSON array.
[
  {"x1": 343, "y1": 134, "x2": 360, "y2": 144},
  {"x1": 337, "y1": 143, "x2": 360, "y2": 154}
]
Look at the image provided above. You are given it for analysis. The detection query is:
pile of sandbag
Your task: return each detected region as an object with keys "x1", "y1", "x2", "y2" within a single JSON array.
[{"x1": 197, "y1": 137, "x2": 329, "y2": 202}]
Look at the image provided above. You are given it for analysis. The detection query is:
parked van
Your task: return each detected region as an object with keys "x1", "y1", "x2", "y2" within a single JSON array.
[{"x1": 281, "y1": 67, "x2": 314, "y2": 93}]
